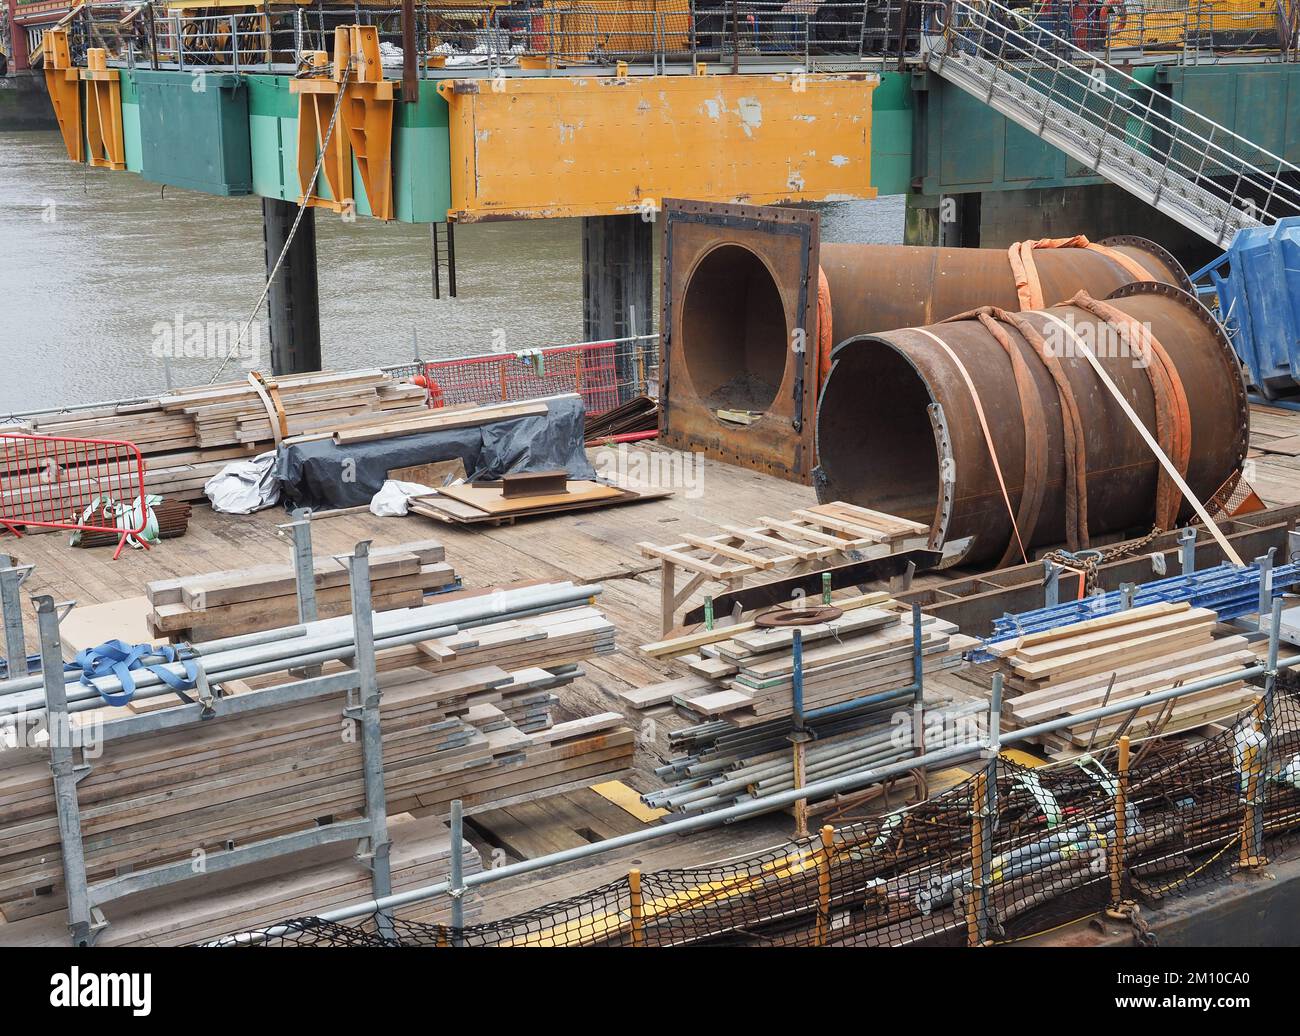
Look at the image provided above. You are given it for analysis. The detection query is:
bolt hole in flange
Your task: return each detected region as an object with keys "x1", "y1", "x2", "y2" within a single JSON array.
[{"x1": 679, "y1": 243, "x2": 789, "y2": 423}]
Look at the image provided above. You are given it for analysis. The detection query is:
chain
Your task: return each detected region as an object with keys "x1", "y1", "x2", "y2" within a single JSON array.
[{"x1": 1042, "y1": 526, "x2": 1164, "y2": 596}]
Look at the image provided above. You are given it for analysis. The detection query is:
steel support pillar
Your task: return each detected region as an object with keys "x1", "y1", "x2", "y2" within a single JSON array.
[
  {"x1": 581, "y1": 214, "x2": 653, "y2": 403},
  {"x1": 0, "y1": 556, "x2": 31, "y2": 678},
  {"x1": 35, "y1": 596, "x2": 97, "y2": 946},
  {"x1": 262, "y1": 196, "x2": 322, "y2": 375},
  {"x1": 343, "y1": 541, "x2": 396, "y2": 941}
]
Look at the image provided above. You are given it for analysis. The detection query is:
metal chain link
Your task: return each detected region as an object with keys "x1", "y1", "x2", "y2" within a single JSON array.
[{"x1": 1042, "y1": 525, "x2": 1164, "y2": 596}]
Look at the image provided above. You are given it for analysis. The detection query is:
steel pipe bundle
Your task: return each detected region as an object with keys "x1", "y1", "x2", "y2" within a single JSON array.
[
  {"x1": 0, "y1": 580, "x2": 601, "y2": 722},
  {"x1": 648, "y1": 701, "x2": 987, "y2": 815},
  {"x1": 815, "y1": 283, "x2": 1249, "y2": 565}
]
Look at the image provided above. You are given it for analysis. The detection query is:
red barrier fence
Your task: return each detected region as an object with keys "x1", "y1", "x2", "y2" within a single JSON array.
[
  {"x1": 413, "y1": 339, "x2": 656, "y2": 418},
  {"x1": 0, "y1": 433, "x2": 149, "y2": 560}
]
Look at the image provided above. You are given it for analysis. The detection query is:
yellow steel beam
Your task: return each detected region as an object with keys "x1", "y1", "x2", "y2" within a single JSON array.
[
  {"x1": 439, "y1": 70, "x2": 877, "y2": 222},
  {"x1": 289, "y1": 26, "x2": 397, "y2": 221},
  {"x1": 82, "y1": 48, "x2": 126, "y2": 171},
  {"x1": 43, "y1": 28, "x2": 84, "y2": 164}
]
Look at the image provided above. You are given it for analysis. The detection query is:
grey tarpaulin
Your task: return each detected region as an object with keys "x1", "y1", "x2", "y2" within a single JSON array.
[{"x1": 274, "y1": 395, "x2": 598, "y2": 511}]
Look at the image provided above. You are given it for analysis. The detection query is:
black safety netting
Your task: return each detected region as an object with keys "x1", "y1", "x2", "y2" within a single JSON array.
[{"x1": 216, "y1": 690, "x2": 1300, "y2": 948}]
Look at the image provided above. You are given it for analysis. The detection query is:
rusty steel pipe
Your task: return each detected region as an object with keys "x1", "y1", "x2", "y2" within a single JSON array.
[
  {"x1": 661, "y1": 196, "x2": 1190, "y2": 485},
  {"x1": 814, "y1": 283, "x2": 1248, "y2": 566},
  {"x1": 818, "y1": 236, "x2": 1191, "y2": 348}
]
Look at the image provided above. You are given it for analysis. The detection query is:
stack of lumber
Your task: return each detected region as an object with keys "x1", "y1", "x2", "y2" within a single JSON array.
[
  {"x1": 323, "y1": 397, "x2": 557, "y2": 446},
  {"x1": 987, "y1": 602, "x2": 1258, "y2": 756},
  {"x1": 623, "y1": 592, "x2": 976, "y2": 817},
  {"x1": 167, "y1": 371, "x2": 426, "y2": 448},
  {"x1": 144, "y1": 539, "x2": 456, "y2": 641},
  {"x1": 7, "y1": 369, "x2": 428, "y2": 511},
  {"x1": 628, "y1": 592, "x2": 975, "y2": 726},
  {"x1": 0, "y1": 812, "x2": 483, "y2": 947},
  {"x1": 0, "y1": 599, "x2": 632, "y2": 935}
]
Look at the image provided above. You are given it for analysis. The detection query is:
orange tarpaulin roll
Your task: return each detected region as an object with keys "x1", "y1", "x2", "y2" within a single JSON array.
[{"x1": 1009, "y1": 236, "x2": 1156, "y2": 311}]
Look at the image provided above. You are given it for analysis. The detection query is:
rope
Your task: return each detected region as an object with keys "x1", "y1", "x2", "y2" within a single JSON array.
[{"x1": 207, "y1": 56, "x2": 355, "y2": 387}]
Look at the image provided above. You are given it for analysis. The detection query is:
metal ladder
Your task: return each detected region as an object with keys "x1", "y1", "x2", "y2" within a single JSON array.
[{"x1": 920, "y1": 0, "x2": 1300, "y2": 248}]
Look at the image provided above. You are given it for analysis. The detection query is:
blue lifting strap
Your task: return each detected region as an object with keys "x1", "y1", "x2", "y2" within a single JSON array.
[{"x1": 66, "y1": 640, "x2": 199, "y2": 708}]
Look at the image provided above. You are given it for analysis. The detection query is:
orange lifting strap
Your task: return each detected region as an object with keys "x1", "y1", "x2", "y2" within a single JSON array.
[
  {"x1": 935, "y1": 292, "x2": 1195, "y2": 566},
  {"x1": 1009, "y1": 236, "x2": 1156, "y2": 311},
  {"x1": 815, "y1": 266, "x2": 833, "y2": 396}
]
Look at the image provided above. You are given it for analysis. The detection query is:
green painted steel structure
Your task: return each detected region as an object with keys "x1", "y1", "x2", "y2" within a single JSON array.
[{"x1": 244, "y1": 73, "x2": 452, "y2": 222}]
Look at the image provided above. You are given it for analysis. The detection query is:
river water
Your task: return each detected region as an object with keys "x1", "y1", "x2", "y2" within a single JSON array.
[{"x1": 0, "y1": 129, "x2": 904, "y2": 412}]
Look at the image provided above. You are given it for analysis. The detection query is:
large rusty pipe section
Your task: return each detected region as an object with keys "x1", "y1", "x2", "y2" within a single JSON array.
[
  {"x1": 814, "y1": 283, "x2": 1248, "y2": 565},
  {"x1": 818, "y1": 236, "x2": 1190, "y2": 347},
  {"x1": 661, "y1": 198, "x2": 1191, "y2": 484}
]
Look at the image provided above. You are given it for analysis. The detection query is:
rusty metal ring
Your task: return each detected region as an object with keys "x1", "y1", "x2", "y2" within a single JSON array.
[{"x1": 754, "y1": 605, "x2": 844, "y2": 627}]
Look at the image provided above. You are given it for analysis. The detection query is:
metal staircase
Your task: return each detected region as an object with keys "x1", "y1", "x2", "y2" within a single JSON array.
[{"x1": 921, "y1": 0, "x2": 1300, "y2": 248}]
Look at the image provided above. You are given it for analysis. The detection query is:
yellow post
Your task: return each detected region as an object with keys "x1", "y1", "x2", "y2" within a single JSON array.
[
  {"x1": 1106, "y1": 736, "x2": 1131, "y2": 918},
  {"x1": 815, "y1": 824, "x2": 834, "y2": 947},
  {"x1": 1239, "y1": 740, "x2": 1266, "y2": 870},
  {"x1": 628, "y1": 867, "x2": 644, "y2": 947},
  {"x1": 966, "y1": 771, "x2": 986, "y2": 947},
  {"x1": 792, "y1": 738, "x2": 809, "y2": 839}
]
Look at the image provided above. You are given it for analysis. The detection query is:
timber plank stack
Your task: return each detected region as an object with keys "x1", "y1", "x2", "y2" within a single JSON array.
[
  {"x1": 629, "y1": 592, "x2": 975, "y2": 726},
  {"x1": 0, "y1": 594, "x2": 632, "y2": 941},
  {"x1": 144, "y1": 539, "x2": 456, "y2": 641},
  {"x1": 987, "y1": 602, "x2": 1258, "y2": 756},
  {"x1": 6, "y1": 369, "x2": 428, "y2": 510},
  {"x1": 627, "y1": 594, "x2": 975, "y2": 818},
  {"x1": 0, "y1": 812, "x2": 484, "y2": 946}
]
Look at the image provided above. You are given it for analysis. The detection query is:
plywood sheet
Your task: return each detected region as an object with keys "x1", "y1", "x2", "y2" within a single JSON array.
[{"x1": 436, "y1": 480, "x2": 624, "y2": 515}]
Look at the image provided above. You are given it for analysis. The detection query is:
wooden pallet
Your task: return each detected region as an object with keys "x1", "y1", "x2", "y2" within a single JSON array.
[{"x1": 637, "y1": 502, "x2": 930, "y2": 635}]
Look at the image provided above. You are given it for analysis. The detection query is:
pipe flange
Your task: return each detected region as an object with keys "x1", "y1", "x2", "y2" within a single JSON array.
[
  {"x1": 1103, "y1": 280, "x2": 1251, "y2": 470},
  {"x1": 1099, "y1": 235, "x2": 1195, "y2": 294}
]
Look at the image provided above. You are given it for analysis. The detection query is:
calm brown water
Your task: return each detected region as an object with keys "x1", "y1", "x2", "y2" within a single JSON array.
[{"x1": 0, "y1": 130, "x2": 903, "y2": 412}]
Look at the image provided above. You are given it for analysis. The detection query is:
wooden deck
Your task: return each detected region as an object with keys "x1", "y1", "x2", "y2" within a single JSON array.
[{"x1": 6, "y1": 405, "x2": 1300, "y2": 928}]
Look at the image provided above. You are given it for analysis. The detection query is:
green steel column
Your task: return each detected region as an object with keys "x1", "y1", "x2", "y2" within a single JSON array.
[{"x1": 262, "y1": 197, "x2": 322, "y2": 375}]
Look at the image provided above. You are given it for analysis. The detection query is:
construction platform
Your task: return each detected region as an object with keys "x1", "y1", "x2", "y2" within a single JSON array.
[{"x1": 3, "y1": 399, "x2": 1300, "y2": 934}]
